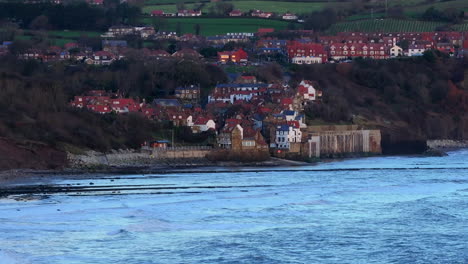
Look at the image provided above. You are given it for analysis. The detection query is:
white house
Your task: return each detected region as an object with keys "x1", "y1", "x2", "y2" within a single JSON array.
[
  {"x1": 271, "y1": 124, "x2": 302, "y2": 149},
  {"x1": 389, "y1": 45, "x2": 403, "y2": 57},
  {"x1": 291, "y1": 56, "x2": 323, "y2": 64},
  {"x1": 192, "y1": 118, "x2": 216, "y2": 133},
  {"x1": 297, "y1": 80, "x2": 317, "y2": 101},
  {"x1": 282, "y1": 13, "x2": 298, "y2": 20},
  {"x1": 186, "y1": 115, "x2": 194, "y2": 127},
  {"x1": 407, "y1": 44, "x2": 427, "y2": 56}
]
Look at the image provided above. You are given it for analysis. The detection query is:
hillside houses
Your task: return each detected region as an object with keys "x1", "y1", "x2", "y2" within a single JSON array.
[{"x1": 177, "y1": 9, "x2": 202, "y2": 17}]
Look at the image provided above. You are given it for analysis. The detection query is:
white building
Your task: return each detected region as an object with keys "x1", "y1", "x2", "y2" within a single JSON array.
[
  {"x1": 407, "y1": 44, "x2": 427, "y2": 56},
  {"x1": 271, "y1": 124, "x2": 302, "y2": 149},
  {"x1": 192, "y1": 118, "x2": 216, "y2": 133},
  {"x1": 282, "y1": 13, "x2": 298, "y2": 20},
  {"x1": 291, "y1": 56, "x2": 323, "y2": 64},
  {"x1": 390, "y1": 45, "x2": 403, "y2": 57}
]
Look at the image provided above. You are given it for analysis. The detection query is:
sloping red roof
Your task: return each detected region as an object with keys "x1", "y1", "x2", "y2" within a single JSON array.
[
  {"x1": 151, "y1": 10, "x2": 164, "y2": 15},
  {"x1": 258, "y1": 28, "x2": 274, "y2": 33}
]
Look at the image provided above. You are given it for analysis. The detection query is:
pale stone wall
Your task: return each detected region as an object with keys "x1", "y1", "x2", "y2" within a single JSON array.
[
  {"x1": 303, "y1": 130, "x2": 382, "y2": 158},
  {"x1": 152, "y1": 149, "x2": 211, "y2": 159}
]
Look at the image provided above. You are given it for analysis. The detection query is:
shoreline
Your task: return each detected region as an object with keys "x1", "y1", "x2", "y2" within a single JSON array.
[
  {"x1": 0, "y1": 157, "x2": 312, "y2": 186},
  {"x1": 1, "y1": 146, "x2": 467, "y2": 187}
]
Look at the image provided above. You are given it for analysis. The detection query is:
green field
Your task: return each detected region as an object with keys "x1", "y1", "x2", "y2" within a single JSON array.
[
  {"x1": 204, "y1": 1, "x2": 348, "y2": 14},
  {"x1": 47, "y1": 30, "x2": 102, "y2": 38},
  {"x1": 143, "y1": 3, "x2": 199, "y2": 13},
  {"x1": 141, "y1": 17, "x2": 293, "y2": 35},
  {"x1": 327, "y1": 19, "x2": 448, "y2": 34},
  {"x1": 143, "y1": 0, "x2": 349, "y2": 15}
]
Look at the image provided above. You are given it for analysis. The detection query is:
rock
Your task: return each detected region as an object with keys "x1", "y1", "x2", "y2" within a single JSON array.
[{"x1": 423, "y1": 148, "x2": 448, "y2": 157}]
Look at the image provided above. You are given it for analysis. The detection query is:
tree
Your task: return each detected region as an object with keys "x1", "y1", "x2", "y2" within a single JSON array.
[
  {"x1": 194, "y1": 24, "x2": 201, "y2": 35},
  {"x1": 175, "y1": 22, "x2": 182, "y2": 36},
  {"x1": 176, "y1": 2, "x2": 185, "y2": 11},
  {"x1": 304, "y1": 8, "x2": 337, "y2": 31},
  {"x1": 29, "y1": 15, "x2": 51, "y2": 30},
  {"x1": 215, "y1": 2, "x2": 234, "y2": 15},
  {"x1": 152, "y1": 17, "x2": 167, "y2": 32},
  {"x1": 397, "y1": 39, "x2": 409, "y2": 50}
]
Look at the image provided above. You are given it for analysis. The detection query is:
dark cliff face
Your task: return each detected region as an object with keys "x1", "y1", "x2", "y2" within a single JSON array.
[
  {"x1": 0, "y1": 138, "x2": 67, "y2": 170},
  {"x1": 297, "y1": 56, "x2": 468, "y2": 155}
]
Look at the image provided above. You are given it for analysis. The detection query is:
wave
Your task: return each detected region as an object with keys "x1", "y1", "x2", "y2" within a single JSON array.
[{"x1": 0, "y1": 249, "x2": 32, "y2": 264}]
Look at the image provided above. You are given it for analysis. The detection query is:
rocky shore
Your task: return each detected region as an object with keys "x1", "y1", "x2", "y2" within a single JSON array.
[{"x1": 427, "y1": 139, "x2": 468, "y2": 150}]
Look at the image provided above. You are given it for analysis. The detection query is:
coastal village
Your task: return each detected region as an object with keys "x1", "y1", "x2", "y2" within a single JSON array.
[{"x1": 2, "y1": 24, "x2": 467, "y2": 160}]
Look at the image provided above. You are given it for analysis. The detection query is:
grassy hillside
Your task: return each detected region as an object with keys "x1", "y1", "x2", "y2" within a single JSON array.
[
  {"x1": 141, "y1": 17, "x2": 294, "y2": 35},
  {"x1": 405, "y1": 0, "x2": 468, "y2": 17},
  {"x1": 327, "y1": 19, "x2": 447, "y2": 34}
]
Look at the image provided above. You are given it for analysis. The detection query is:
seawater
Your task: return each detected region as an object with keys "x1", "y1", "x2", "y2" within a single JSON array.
[{"x1": 0, "y1": 150, "x2": 467, "y2": 264}]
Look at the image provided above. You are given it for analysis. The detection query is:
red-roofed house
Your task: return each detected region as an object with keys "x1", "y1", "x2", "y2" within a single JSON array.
[
  {"x1": 191, "y1": 117, "x2": 216, "y2": 133},
  {"x1": 172, "y1": 48, "x2": 203, "y2": 59},
  {"x1": 87, "y1": 104, "x2": 111, "y2": 114},
  {"x1": 151, "y1": 10, "x2": 165, "y2": 16},
  {"x1": 287, "y1": 41, "x2": 328, "y2": 64},
  {"x1": 217, "y1": 48, "x2": 248, "y2": 63}
]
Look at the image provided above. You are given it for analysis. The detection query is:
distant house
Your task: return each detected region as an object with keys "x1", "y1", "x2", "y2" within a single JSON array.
[
  {"x1": 87, "y1": 51, "x2": 115, "y2": 65},
  {"x1": 151, "y1": 10, "x2": 165, "y2": 16},
  {"x1": 172, "y1": 48, "x2": 203, "y2": 59},
  {"x1": 217, "y1": 48, "x2": 248, "y2": 63},
  {"x1": 137, "y1": 27, "x2": 156, "y2": 38},
  {"x1": 217, "y1": 123, "x2": 267, "y2": 151},
  {"x1": 146, "y1": 49, "x2": 171, "y2": 59},
  {"x1": 87, "y1": 104, "x2": 111, "y2": 114},
  {"x1": 296, "y1": 80, "x2": 320, "y2": 102},
  {"x1": 229, "y1": 10, "x2": 243, "y2": 17},
  {"x1": 328, "y1": 43, "x2": 388, "y2": 60},
  {"x1": 407, "y1": 44, "x2": 428, "y2": 57},
  {"x1": 271, "y1": 123, "x2": 302, "y2": 150},
  {"x1": 144, "y1": 140, "x2": 170, "y2": 149},
  {"x1": 153, "y1": 99, "x2": 181, "y2": 108},
  {"x1": 192, "y1": 117, "x2": 216, "y2": 133},
  {"x1": 251, "y1": 10, "x2": 273, "y2": 18},
  {"x1": 110, "y1": 98, "x2": 140, "y2": 113},
  {"x1": 389, "y1": 45, "x2": 403, "y2": 57},
  {"x1": 436, "y1": 43, "x2": 454, "y2": 56},
  {"x1": 287, "y1": 42, "x2": 328, "y2": 64},
  {"x1": 236, "y1": 75, "x2": 257, "y2": 84},
  {"x1": 175, "y1": 85, "x2": 200, "y2": 101},
  {"x1": 177, "y1": 9, "x2": 202, "y2": 17},
  {"x1": 282, "y1": 13, "x2": 298, "y2": 20},
  {"x1": 108, "y1": 26, "x2": 134, "y2": 36}
]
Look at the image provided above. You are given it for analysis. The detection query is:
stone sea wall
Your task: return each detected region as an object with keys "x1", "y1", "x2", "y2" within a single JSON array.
[{"x1": 67, "y1": 150, "x2": 155, "y2": 168}]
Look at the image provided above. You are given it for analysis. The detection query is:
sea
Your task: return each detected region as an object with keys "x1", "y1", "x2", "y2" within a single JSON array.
[{"x1": 0, "y1": 150, "x2": 467, "y2": 264}]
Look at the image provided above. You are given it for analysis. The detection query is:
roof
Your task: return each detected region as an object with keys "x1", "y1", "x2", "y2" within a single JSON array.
[
  {"x1": 258, "y1": 28, "x2": 275, "y2": 33},
  {"x1": 282, "y1": 110, "x2": 296, "y2": 116},
  {"x1": 277, "y1": 125, "x2": 290, "y2": 132},
  {"x1": 102, "y1": 40, "x2": 128, "y2": 47},
  {"x1": 153, "y1": 99, "x2": 181, "y2": 107}
]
